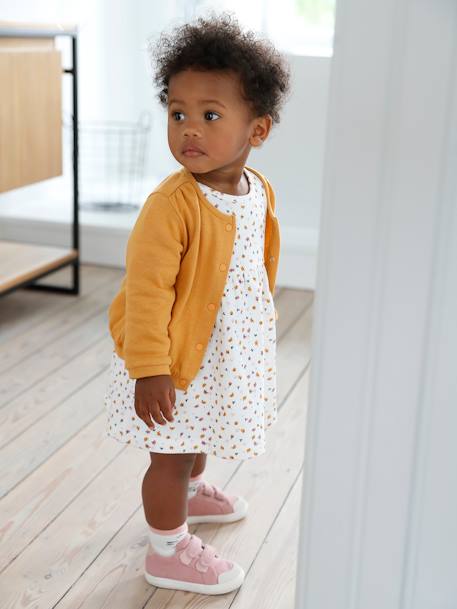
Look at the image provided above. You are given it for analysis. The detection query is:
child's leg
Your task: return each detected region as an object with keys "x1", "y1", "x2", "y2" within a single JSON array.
[
  {"x1": 142, "y1": 451, "x2": 245, "y2": 594},
  {"x1": 190, "y1": 452, "x2": 207, "y2": 478},
  {"x1": 142, "y1": 452, "x2": 197, "y2": 529}
]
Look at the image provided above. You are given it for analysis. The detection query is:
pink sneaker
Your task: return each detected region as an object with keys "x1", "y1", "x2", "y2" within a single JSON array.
[
  {"x1": 187, "y1": 480, "x2": 249, "y2": 525},
  {"x1": 145, "y1": 532, "x2": 245, "y2": 595}
]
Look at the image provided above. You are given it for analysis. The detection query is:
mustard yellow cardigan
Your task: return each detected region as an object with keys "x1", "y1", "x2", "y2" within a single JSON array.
[{"x1": 108, "y1": 164, "x2": 280, "y2": 391}]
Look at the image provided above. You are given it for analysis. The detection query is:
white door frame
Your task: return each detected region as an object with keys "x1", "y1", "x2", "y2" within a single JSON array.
[{"x1": 295, "y1": 1, "x2": 457, "y2": 608}]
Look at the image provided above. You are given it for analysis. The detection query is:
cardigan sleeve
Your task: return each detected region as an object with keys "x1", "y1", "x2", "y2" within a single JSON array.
[{"x1": 123, "y1": 191, "x2": 185, "y2": 379}]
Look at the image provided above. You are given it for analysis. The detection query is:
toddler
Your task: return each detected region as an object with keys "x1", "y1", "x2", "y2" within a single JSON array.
[{"x1": 104, "y1": 12, "x2": 290, "y2": 596}]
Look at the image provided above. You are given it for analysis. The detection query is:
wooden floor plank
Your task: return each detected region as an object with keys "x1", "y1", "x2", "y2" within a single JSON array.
[
  {"x1": 0, "y1": 441, "x2": 149, "y2": 609},
  {"x1": 0, "y1": 265, "x2": 122, "y2": 343},
  {"x1": 0, "y1": 308, "x2": 111, "y2": 408},
  {"x1": 0, "y1": 413, "x2": 124, "y2": 573},
  {"x1": 275, "y1": 287, "x2": 313, "y2": 340},
  {"x1": 0, "y1": 336, "x2": 112, "y2": 450},
  {"x1": 0, "y1": 367, "x2": 110, "y2": 498},
  {"x1": 0, "y1": 274, "x2": 121, "y2": 374},
  {"x1": 230, "y1": 468, "x2": 303, "y2": 609}
]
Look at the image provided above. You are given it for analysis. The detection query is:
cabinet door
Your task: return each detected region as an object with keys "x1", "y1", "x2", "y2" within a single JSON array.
[{"x1": 0, "y1": 48, "x2": 62, "y2": 193}]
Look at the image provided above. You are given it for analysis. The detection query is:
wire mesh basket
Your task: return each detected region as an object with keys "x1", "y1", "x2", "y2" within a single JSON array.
[{"x1": 64, "y1": 111, "x2": 152, "y2": 212}]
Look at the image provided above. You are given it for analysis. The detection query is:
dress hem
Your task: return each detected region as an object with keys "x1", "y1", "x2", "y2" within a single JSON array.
[{"x1": 106, "y1": 415, "x2": 278, "y2": 462}]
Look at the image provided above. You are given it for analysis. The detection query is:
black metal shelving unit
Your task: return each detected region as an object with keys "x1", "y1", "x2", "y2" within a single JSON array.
[{"x1": 0, "y1": 23, "x2": 80, "y2": 297}]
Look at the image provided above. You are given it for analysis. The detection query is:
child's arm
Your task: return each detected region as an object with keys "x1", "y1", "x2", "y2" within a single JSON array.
[
  {"x1": 135, "y1": 374, "x2": 176, "y2": 429},
  {"x1": 123, "y1": 191, "x2": 186, "y2": 380}
]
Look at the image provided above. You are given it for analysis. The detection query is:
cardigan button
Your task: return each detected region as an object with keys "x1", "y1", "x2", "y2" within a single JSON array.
[
  {"x1": 195, "y1": 343, "x2": 203, "y2": 350},
  {"x1": 225, "y1": 223, "x2": 233, "y2": 231},
  {"x1": 219, "y1": 263, "x2": 227, "y2": 271},
  {"x1": 207, "y1": 303, "x2": 216, "y2": 311},
  {"x1": 179, "y1": 378, "x2": 187, "y2": 387},
  {"x1": 269, "y1": 256, "x2": 275, "y2": 262}
]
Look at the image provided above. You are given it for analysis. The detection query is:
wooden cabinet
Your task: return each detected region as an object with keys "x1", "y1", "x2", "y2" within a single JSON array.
[
  {"x1": 0, "y1": 38, "x2": 62, "y2": 193},
  {"x1": 0, "y1": 22, "x2": 79, "y2": 297}
]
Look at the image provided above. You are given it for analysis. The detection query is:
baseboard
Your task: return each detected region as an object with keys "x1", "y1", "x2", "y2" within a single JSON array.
[{"x1": 0, "y1": 216, "x2": 318, "y2": 290}]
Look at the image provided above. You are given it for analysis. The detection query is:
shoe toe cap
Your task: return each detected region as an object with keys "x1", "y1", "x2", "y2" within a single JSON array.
[
  {"x1": 218, "y1": 561, "x2": 245, "y2": 585},
  {"x1": 232, "y1": 495, "x2": 249, "y2": 518}
]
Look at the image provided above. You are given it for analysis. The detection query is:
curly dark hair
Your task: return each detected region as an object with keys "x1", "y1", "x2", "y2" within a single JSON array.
[{"x1": 148, "y1": 12, "x2": 291, "y2": 124}]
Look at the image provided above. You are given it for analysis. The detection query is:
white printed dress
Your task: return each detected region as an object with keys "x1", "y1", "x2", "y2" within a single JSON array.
[{"x1": 104, "y1": 167, "x2": 278, "y2": 460}]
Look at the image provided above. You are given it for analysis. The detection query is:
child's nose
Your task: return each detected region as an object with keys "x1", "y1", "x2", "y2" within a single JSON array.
[{"x1": 183, "y1": 122, "x2": 202, "y2": 138}]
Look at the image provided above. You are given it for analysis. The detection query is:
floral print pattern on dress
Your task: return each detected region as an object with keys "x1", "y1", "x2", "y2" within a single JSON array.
[{"x1": 104, "y1": 168, "x2": 277, "y2": 460}]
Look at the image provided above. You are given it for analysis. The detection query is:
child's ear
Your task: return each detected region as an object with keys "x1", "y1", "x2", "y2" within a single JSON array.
[{"x1": 250, "y1": 114, "x2": 273, "y2": 147}]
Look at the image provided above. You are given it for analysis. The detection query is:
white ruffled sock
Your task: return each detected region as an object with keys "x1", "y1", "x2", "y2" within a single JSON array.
[{"x1": 148, "y1": 521, "x2": 188, "y2": 557}]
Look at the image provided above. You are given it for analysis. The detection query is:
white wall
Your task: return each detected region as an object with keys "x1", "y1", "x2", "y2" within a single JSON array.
[
  {"x1": 251, "y1": 53, "x2": 329, "y2": 231},
  {"x1": 296, "y1": 0, "x2": 457, "y2": 607}
]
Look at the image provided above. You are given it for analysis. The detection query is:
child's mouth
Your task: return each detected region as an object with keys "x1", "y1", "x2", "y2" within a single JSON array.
[
  {"x1": 182, "y1": 144, "x2": 205, "y2": 157},
  {"x1": 183, "y1": 150, "x2": 204, "y2": 157}
]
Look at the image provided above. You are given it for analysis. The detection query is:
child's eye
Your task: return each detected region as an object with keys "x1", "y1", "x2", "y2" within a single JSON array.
[
  {"x1": 171, "y1": 111, "x2": 185, "y2": 121},
  {"x1": 205, "y1": 111, "x2": 221, "y2": 121}
]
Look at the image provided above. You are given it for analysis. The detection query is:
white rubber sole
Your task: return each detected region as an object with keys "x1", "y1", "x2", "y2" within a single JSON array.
[
  {"x1": 187, "y1": 496, "x2": 249, "y2": 525},
  {"x1": 144, "y1": 565, "x2": 245, "y2": 595}
]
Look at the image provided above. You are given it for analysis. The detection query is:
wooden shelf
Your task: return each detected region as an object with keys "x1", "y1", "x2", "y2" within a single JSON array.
[
  {"x1": 0, "y1": 241, "x2": 78, "y2": 295},
  {"x1": 0, "y1": 21, "x2": 77, "y2": 36}
]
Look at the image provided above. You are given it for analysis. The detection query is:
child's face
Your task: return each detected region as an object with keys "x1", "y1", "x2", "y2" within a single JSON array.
[{"x1": 167, "y1": 68, "x2": 269, "y2": 174}]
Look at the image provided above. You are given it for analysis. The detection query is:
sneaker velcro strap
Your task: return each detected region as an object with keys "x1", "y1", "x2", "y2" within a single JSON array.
[
  {"x1": 196, "y1": 544, "x2": 218, "y2": 572},
  {"x1": 179, "y1": 534, "x2": 204, "y2": 566}
]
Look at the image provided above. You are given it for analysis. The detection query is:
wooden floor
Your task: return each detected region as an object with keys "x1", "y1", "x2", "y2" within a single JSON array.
[{"x1": 0, "y1": 264, "x2": 313, "y2": 609}]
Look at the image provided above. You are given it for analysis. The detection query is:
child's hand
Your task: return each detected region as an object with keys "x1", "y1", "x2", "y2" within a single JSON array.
[{"x1": 134, "y1": 375, "x2": 176, "y2": 429}]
